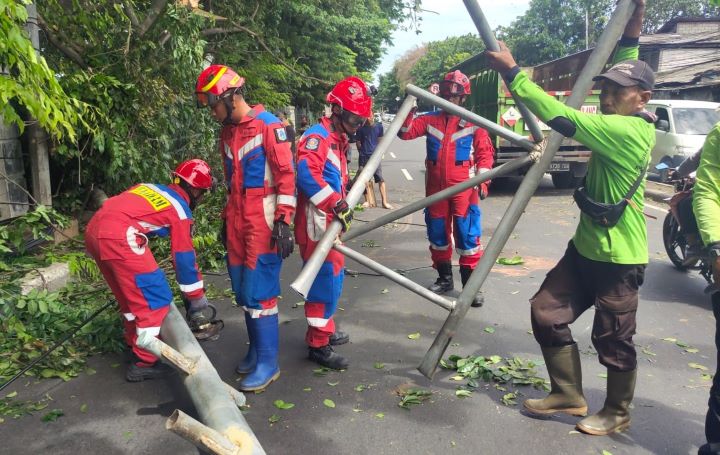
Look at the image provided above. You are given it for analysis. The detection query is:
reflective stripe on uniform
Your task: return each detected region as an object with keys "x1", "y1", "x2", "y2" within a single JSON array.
[
  {"x1": 327, "y1": 149, "x2": 341, "y2": 170},
  {"x1": 310, "y1": 185, "x2": 334, "y2": 206},
  {"x1": 457, "y1": 246, "x2": 480, "y2": 256},
  {"x1": 179, "y1": 280, "x2": 204, "y2": 293},
  {"x1": 245, "y1": 306, "x2": 279, "y2": 318},
  {"x1": 238, "y1": 134, "x2": 263, "y2": 159},
  {"x1": 277, "y1": 194, "x2": 297, "y2": 207},
  {"x1": 430, "y1": 243, "x2": 450, "y2": 250},
  {"x1": 136, "y1": 326, "x2": 161, "y2": 338},
  {"x1": 145, "y1": 184, "x2": 188, "y2": 220},
  {"x1": 123, "y1": 312, "x2": 136, "y2": 321},
  {"x1": 426, "y1": 125, "x2": 445, "y2": 141},
  {"x1": 307, "y1": 316, "x2": 330, "y2": 328},
  {"x1": 451, "y1": 126, "x2": 478, "y2": 142}
]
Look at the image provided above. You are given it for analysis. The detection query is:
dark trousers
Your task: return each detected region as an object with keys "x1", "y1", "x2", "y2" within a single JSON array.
[
  {"x1": 530, "y1": 241, "x2": 645, "y2": 372},
  {"x1": 678, "y1": 194, "x2": 699, "y2": 236},
  {"x1": 706, "y1": 292, "x2": 720, "y2": 444}
]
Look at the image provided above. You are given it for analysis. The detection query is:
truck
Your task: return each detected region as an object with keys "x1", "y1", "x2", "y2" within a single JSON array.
[{"x1": 453, "y1": 52, "x2": 601, "y2": 189}]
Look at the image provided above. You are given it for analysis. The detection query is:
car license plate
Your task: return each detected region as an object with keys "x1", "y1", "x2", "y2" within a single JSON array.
[{"x1": 548, "y1": 162, "x2": 570, "y2": 172}]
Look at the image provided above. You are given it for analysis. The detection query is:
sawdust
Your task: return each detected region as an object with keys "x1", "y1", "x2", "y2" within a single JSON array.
[{"x1": 491, "y1": 256, "x2": 556, "y2": 277}]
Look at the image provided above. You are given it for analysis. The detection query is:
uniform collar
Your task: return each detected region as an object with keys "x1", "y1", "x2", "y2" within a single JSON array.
[{"x1": 240, "y1": 104, "x2": 266, "y2": 124}]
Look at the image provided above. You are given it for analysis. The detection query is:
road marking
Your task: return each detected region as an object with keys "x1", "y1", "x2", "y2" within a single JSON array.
[
  {"x1": 390, "y1": 152, "x2": 397, "y2": 159},
  {"x1": 645, "y1": 202, "x2": 668, "y2": 213},
  {"x1": 401, "y1": 168, "x2": 414, "y2": 181}
]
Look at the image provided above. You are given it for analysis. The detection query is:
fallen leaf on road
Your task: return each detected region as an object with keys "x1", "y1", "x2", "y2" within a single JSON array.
[
  {"x1": 381, "y1": 288, "x2": 389, "y2": 294},
  {"x1": 662, "y1": 337, "x2": 677, "y2": 343},
  {"x1": 327, "y1": 381, "x2": 339, "y2": 387},
  {"x1": 408, "y1": 332, "x2": 420, "y2": 340},
  {"x1": 484, "y1": 327, "x2": 495, "y2": 334},
  {"x1": 598, "y1": 373, "x2": 607, "y2": 378},
  {"x1": 456, "y1": 389, "x2": 472, "y2": 398},
  {"x1": 676, "y1": 341, "x2": 689, "y2": 348},
  {"x1": 273, "y1": 399, "x2": 295, "y2": 410},
  {"x1": 375, "y1": 413, "x2": 384, "y2": 419},
  {"x1": 642, "y1": 348, "x2": 656, "y2": 356},
  {"x1": 269, "y1": 414, "x2": 280, "y2": 424},
  {"x1": 497, "y1": 256, "x2": 524, "y2": 265},
  {"x1": 374, "y1": 362, "x2": 385, "y2": 369},
  {"x1": 686, "y1": 348, "x2": 699, "y2": 353},
  {"x1": 690, "y1": 363, "x2": 709, "y2": 371},
  {"x1": 323, "y1": 399, "x2": 336, "y2": 408}
]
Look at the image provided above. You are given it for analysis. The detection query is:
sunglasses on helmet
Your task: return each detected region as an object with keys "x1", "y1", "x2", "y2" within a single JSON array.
[
  {"x1": 341, "y1": 109, "x2": 367, "y2": 129},
  {"x1": 439, "y1": 81, "x2": 465, "y2": 98}
]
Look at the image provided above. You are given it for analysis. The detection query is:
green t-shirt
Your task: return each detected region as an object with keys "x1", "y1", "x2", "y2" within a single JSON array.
[
  {"x1": 693, "y1": 123, "x2": 720, "y2": 246},
  {"x1": 509, "y1": 44, "x2": 654, "y2": 264}
]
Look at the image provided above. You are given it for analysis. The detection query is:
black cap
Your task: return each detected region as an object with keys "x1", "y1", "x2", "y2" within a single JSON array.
[{"x1": 593, "y1": 59, "x2": 655, "y2": 91}]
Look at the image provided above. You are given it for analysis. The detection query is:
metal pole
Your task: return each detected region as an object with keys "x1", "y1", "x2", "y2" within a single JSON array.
[
  {"x1": 405, "y1": 85, "x2": 537, "y2": 151},
  {"x1": 334, "y1": 244, "x2": 456, "y2": 311},
  {"x1": 159, "y1": 305, "x2": 265, "y2": 454},
  {"x1": 462, "y1": 0, "x2": 545, "y2": 143},
  {"x1": 344, "y1": 155, "x2": 535, "y2": 242},
  {"x1": 290, "y1": 96, "x2": 417, "y2": 298},
  {"x1": 419, "y1": 0, "x2": 637, "y2": 378}
]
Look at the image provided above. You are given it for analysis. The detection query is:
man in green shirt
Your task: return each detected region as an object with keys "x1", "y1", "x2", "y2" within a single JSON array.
[
  {"x1": 486, "y1": 0, "x2": 653, "y2": 436},
  {"x1": 693, "y1": 121, "x2": 720, "y2": 455}
]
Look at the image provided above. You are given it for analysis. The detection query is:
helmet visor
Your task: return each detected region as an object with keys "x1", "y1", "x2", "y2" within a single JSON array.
[
  {"x1": 341, "y1": 109, "x2": 367, "y2": 129},
  {"x1": 196, "y1": 89, "x2": 236, "y2": 109},
  {"x1": 439, "y1": 81, "x2": 465, "y2": 98}
]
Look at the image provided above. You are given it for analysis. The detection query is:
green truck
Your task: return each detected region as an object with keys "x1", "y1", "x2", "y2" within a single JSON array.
[{"x1": 453, "y1": 53, "x2": 601, "y2": 189}]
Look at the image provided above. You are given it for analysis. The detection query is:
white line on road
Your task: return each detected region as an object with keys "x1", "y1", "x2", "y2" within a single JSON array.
[
  {"x1": 401, "y1": 168, "x2": 414, "y2": 181},
  {"x1": 645, "y1": 202, "x2": 668, "y2": 213},
  {"x1": 390, "y1": 152, "x2": 397, "y2": 159}
]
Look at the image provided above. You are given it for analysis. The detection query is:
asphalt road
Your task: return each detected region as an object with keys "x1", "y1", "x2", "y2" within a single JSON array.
[{"x1": 1, "y1": 135, "x2": 713, "y2": 455}]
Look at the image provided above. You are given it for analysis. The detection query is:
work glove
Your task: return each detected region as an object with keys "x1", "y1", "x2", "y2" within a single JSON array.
[
  {"x1": 270, "y1": 220, "x2": 294, "y2": 259},
  {"x1": 187, "y1": 295, "x2": 209, "y2": 315},
  {"x1": 219, "y1": 220, "x2": 227, "y2": 249},
  {"x1": 332, "y1": 199, "x2": 354, "y2": 232}
]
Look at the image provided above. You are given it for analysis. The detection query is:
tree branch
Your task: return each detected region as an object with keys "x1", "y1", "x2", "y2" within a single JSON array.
[
  {"x1": 138, "y1": 0, "x2": 169, "y2": 37},
  {"x1": 201, "y1": 23, "x2": 332, "y2": 86},
  {"x1": 121, "y1": 1, "x2": 140, "y2": 29},
  {"x1": 37, "y1": 14, "x2": 88, "y2": 69}
]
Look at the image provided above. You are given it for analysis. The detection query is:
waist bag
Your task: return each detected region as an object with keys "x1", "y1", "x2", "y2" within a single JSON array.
[{"x1": 573, "y1": 170, "x2": 645, "y2": 228}]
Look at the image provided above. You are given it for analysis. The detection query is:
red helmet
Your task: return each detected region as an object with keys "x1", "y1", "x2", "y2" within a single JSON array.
[
  {"x1": 173, "y1": 159, "x2": 213, "y2": 190},
  {"x1": 326, "y1": 76, "x2": 373, "y2": 118},
  {"x1": 195, "y1": 64, "x2": 245, "y2": 107},
  {"x1": 439, "y1": 70, "x2": 471, "y2": 97}
]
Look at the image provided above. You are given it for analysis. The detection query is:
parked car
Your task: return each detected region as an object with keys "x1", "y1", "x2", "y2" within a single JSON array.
[{"x1": 645, "y1": 99, "x2": 720, "y2": 181}]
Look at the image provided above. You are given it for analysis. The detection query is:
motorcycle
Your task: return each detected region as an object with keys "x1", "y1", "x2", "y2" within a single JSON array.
[{"x1": 659, "y1": 163, "x2": 714, "y2": 289}]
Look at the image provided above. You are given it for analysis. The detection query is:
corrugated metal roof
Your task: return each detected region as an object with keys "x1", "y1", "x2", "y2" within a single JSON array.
[
  {"x1": 655, "y1": 57, "x2": 720, "y2": 89},
  {"x1": 640, "y1": 31, "x2": 720, "y2": 45},
  {"x1": 656, "y1": 17, "x2": 720, "y2": 33}
]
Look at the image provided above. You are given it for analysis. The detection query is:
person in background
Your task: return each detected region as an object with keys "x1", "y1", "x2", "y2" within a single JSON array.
[{"x1": 355, "y1": 116, "x2": 392, "y2": 209}]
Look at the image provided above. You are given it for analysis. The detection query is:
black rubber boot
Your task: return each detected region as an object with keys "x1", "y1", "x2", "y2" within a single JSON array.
[
  {"x1": 699, "y1": 443, "x2": 720, "y2": 455},
  {"x1": 330, "y1": 330, "x2": 350, "y2": 346},
  {"x1": 125, "y1": 361, "x2": 174, "y2": 382},
  {"x1": 460, "y1": 265, "x2": 484, "y2": 307},
  {"x1": 428, "y1": 262, "x2": 454, "y2": 294},
  {"x1": 309, "y1": 345, "x2": 349, "y2": 370}
]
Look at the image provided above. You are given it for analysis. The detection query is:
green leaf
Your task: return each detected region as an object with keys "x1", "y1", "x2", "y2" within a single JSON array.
[
  {"x1": 407, "y1": 332, "x2": 420, "y2": 340},
  {"x1": 374, "y1": 362, "x2": 385, "y2": 369},
  {"x1": 689, "y1": 363, "x2": 709, "y2": 371},
  {"x1": 602, "y1": 451, "x2": 613, "y2": 455},
  {"x1": 268, "y1": 414, "x2": 281, "y2": 423},
  {"x1": 676, "y1": 341, "x2": 689, "y2": 348},
  {"x1": 375, "y1": 413, "x2": 384, "y2": 419},
  {"x1": 662, "y1": 337, "x2": 677, "y2": 343},
  {"x1": 273, "y1": 399, "x2": 295, "y2": 410},
  {"x1": 381, "y1": 288, "x2": 389, "y2": 294},
  {"x1": 323, "y1": 399, "x2": 336, "y2": 408},
  {"x1": 685, "y1": 348, "x2": 699, "y2": 354},
  {"x1": 80, "y1": 404, "x2": 88, "y2": 413},
  {"x1": 641, "y1": 347, "x2": 656, "y2": 356},
  {"x1": 41, "y1": 409, "x2": 64, "y2": 422},
  {"x1": 455, "y1": 389, "x2": 473, "y2": 398},
  {"x1": 313, "y1": 367, "x2": 330, "y2": 376},
  {"x1": 484, "y1": 327, "x2": 495, "y2": 334},
  {"x1": 354, "y1": 384, "x2": 366, "y2": 392},
  {"x1": 303, "y1": 387, "x2": 312, "y2": 392},
  {"x1": 598, "y1": 373, "x2": 607, "y2": 378},
  {"x1": 496, "y1": 256, "x2": 524, "y2": 265},
  {"x1": 5, "y1": 392, "x2": 17, "y2": 399},
  {"x1": 327, "y1": 381, "x2": 339, "y2": 387}
]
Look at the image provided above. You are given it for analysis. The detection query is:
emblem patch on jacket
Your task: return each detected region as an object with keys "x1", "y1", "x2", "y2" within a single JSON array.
[
  {"x1": 305, "y1": 137, "x2": 320, "y2": 151},
  {"x1": 275, "y1": 127, "x2": 288, "y2": 142}
]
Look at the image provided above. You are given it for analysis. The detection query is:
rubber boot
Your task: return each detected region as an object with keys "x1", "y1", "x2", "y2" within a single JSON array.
[
  {"x1": 576, "y1": 369, "x2": 636, "y2": 435},
  {"x1": 330, "y1": 330, "x2": 350, "y2": 346},
  {"x1": 428, "y1": 262, "x2": 454, "y2": 294},
  {"x1": 460, "y1": 265, "x2": 484, "y2": 308},
  {"x1": 309, "y1": 345, "x2": 349, "y2": 370},
  {"x1": 235, "y1": 312, "x2": 257, "y2": 375},
  {"x1": 524, "y1": 343, "x2": 588, "y2": 416},
  {"x1": 699, "y1": 443, "x2": 720, "y2": 455},
  {"x1": 238, "y1": 314, "x2": 280, "y2": 391},
  {"x1": 126, "y1": 360, "x2": 174, "y2": 383}
]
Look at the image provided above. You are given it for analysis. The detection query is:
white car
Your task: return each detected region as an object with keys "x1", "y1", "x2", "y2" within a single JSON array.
[{"x1": 646, "y1": 99, "x2": 720, "y2": 180}]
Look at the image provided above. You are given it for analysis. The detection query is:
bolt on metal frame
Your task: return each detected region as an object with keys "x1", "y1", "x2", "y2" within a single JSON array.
[{"x1": 292, "y1": 0, "x2": 638, "y2": 380}]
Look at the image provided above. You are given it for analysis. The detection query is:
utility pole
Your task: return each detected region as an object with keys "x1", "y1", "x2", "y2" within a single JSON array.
[{"x1": 24, "y1": 3, "x2": 52, "y2": 207}]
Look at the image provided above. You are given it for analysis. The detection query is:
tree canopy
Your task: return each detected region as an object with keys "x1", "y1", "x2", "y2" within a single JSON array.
[{"x1": 1, "y1": 0, "x2": 420, "y2": 209}]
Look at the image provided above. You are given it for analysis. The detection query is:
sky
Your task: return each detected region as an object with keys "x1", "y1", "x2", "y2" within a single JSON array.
[{"x1": 374, "y1": 0, "x2": 532, "y2": 82}]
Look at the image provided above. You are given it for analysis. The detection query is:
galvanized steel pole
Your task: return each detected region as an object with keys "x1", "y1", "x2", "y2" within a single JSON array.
[
  {"x1": 343, "y1": 154, "x2": 535, "y2": 242},
  {"x1": 290, "y1": 96, "x2": 417, "y2": 298},
  {"x1": 462, "y1": 0, "x2": 545, "y2": 143},
  {"x1": 334, "y1": 244, "x2": 456, "y2": 311},
  {"x1": 419, "y1": 0, "x2": 638, "y2": 378},
  {"x1": 405, "y1": 85, "x2": 538, "y2": 151},
  {"x1": 159, "y1": 305, "x2": 264, "y2": 454}
]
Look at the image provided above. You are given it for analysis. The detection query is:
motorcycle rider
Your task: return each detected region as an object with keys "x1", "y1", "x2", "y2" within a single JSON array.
[
  {"x1": 671, "y1": 150, "x2": 703, "y2": 265},
  {"x1": 85, "y1": 159, "x2": 214, "y2": 382},
  {"x1": 294, "y1": 76, "x2": 371, "y2": 369},
  {"x1": 195, "y1": 64, "x2": 296, "y2": 391},
  {"x1": 397, "y1": 70, "x2": 495, "y2": 308}
]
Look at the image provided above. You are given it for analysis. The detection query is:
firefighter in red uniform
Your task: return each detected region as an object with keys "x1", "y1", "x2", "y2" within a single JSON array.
[
  {"x1": 398, "y1": 70, "x2": 495, "y2": 307},
  {"x1": 85, "y1": 159, "x2": 213, "y2": 382},
  {"x1": 195, "y1": 65, "x2": 296, "y2": 391},
  {"x1": 294, "y1": 76, "x2": 372, "y2": 369}
]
